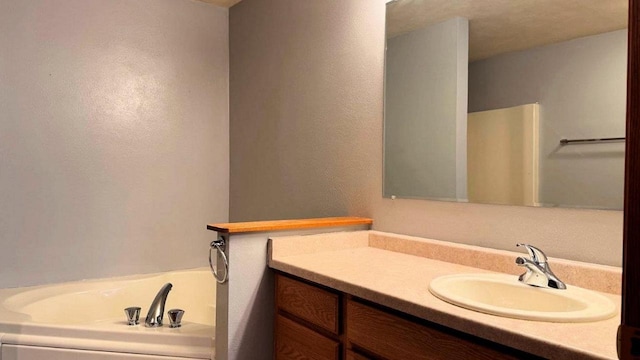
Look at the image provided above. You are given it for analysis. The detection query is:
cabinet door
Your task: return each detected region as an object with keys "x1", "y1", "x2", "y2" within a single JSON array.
[
  {"x1": 347, "y1": 299, "x2": 527, "y2": 360},
  {"x1": 275, "y1": 314, "x2": 340, "y2": 360},
  {"x1": 1, "y1": 344, "x2": 197, "y2": 360},
  {"x1": 345, "y1": 350, "x2": 372, "y2": 360}
]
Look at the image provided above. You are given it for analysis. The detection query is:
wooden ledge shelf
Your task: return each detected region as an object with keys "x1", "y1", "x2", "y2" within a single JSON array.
[{"x1": 207, "y1": 217, "x2": 373, "y2": 234}]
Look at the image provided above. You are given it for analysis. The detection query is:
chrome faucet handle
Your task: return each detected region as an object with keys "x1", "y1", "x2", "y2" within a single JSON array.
[
  {"x1": 168, "y1": 309, "x2": 185, "y2": 328},
  {"x1": 124, "y1": 306, "x2": 141, "y2": 326},
  {"x1": 515, "y1": 244, "x2": 566, "y2": 290},
  {"x1": 516, "y1": 243, "x2": 548, "y2": 264}
]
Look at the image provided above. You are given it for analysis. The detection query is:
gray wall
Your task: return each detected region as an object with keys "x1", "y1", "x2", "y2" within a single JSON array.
[
  {"x1": 230, "y1": 0, "x2": 622, "y2": 266},
  {"x1": 229, "y1": 0, "x2": 385, "y2": 221},
  {"x1": 0, "y1": 0, "x2": 229, "y2": 288},
  {"x1": 385, "y1": 18, "x2": 468, "y2": 201},
  {"x1": 469, "y1": 30, "x2": 626, "y2": 209}
]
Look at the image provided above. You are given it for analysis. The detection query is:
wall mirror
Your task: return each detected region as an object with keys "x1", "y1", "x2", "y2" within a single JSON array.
[{"x1": 384, "y1": 0, "x2": 628, "y2": 210}]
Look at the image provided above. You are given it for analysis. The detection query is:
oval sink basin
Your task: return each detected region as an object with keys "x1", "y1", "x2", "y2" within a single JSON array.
[{"x1": 429, "y1": 273, "x2": 616, "y2": 322}]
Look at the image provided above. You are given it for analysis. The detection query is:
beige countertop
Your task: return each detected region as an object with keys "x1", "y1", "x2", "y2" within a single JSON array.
[{"x1": 268, "y1": 230, "x2": 621, "y2": 360}]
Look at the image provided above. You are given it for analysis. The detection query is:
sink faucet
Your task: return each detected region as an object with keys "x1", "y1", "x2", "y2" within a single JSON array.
[
  {"x1": 515, "y1": 244, "x2": 566, "y2": 290},
  {"x1": 145, "y1": 283, "x2": 173, "y2": 327}
]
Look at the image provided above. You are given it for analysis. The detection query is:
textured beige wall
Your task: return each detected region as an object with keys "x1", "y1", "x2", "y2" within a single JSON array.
[
  {"x1": 0, "y1": 0, "x2": 229, "y2": 287},
  {"x1": 229, "y1": 0, "x2": 385, "y2": 221},
  {"x1": 229, "y1": 0, "x2": 623, "y2": 266}
]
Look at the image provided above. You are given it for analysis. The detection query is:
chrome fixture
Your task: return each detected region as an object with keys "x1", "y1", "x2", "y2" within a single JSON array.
[
  {"x1": 168, "y1": 308, "x2": 185, "y2": 328},
  {"x1": 515, "y1": 244, "x2": 566, "y2": 290},
  {"x1": 209, "y1": 237, "x2": 229, "y2": 284},
  {"x1": 145, "y1": 283, "x2": 173, "y2": 327},
  {"x1": 124, "y1": 306, "x2": 141, "y2": 325}
]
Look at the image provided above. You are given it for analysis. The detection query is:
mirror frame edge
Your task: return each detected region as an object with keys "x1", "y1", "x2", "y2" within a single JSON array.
[{"x1": 620, "y1": 0, "x2": 640, "y2": 358}]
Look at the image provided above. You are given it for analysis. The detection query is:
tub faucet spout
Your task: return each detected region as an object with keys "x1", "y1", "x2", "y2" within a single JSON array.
[{"x1": 145, "y1": 283, "x2": 173, "y2": 327}]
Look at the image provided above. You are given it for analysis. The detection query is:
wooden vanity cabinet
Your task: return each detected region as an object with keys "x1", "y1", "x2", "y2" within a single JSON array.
[
  {"x1": 274, "y1": 272, "x2": 543, "y2": 360},
  {"x1": 275, "y1": 273, "x2": 342, "y2": 360},
  {"x1": 275, "y1": 314, "x2": 340, "y2": 360},
  {"x1": 346, "y1": 299, "x2": 539, "y2": 360}
]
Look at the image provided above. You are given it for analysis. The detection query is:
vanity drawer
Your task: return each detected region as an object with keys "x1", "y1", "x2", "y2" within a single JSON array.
[
  {"x1": 276, "y1": 274, "x2": 340, "y2": 334},
  {"x1": 275, "y1": 314, "x2": 340, "y2": 360},
  {"x1": 346, "y1": 299, "x2": 525, "y2": 360},
  {"x1": 345, "y1": 350, "x2": 372, "y2": 360}
]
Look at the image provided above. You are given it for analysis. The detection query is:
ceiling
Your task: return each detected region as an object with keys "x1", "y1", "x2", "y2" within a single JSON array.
[
  {"x1": 386, "y1": 0, "x2": 628, "y2": 61},
  {"x1": 197, "y1": 0, "x2": 628, "y2": 62}
]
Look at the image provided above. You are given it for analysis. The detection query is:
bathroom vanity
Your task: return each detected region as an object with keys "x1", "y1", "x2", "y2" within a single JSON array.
[
  {"x1": 274, "y1": 273, "x2": 539, "y2": 359},
  {"x1": 269, "y1": 231, "x2": 621, "y2": 360}
]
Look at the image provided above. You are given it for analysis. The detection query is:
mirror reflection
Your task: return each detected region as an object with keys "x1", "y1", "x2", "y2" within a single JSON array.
[{"x1": 384, "y1": 0, "x2": 628, "y2": 210}]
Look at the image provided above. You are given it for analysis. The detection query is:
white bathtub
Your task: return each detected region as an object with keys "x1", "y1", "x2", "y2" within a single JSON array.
[{"x1": 0, "y1": 268, "x2": 215, "y2": 360}]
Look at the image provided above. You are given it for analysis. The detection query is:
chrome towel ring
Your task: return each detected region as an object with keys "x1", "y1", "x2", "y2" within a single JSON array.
[{"x1": 209, "y1": 238, "x2": 229, "y2": 284}]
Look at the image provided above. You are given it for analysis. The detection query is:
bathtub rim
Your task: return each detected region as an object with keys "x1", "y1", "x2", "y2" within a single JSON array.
[{"x1": 0, "y1": 267, "x2": 215, "y2": 359}]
